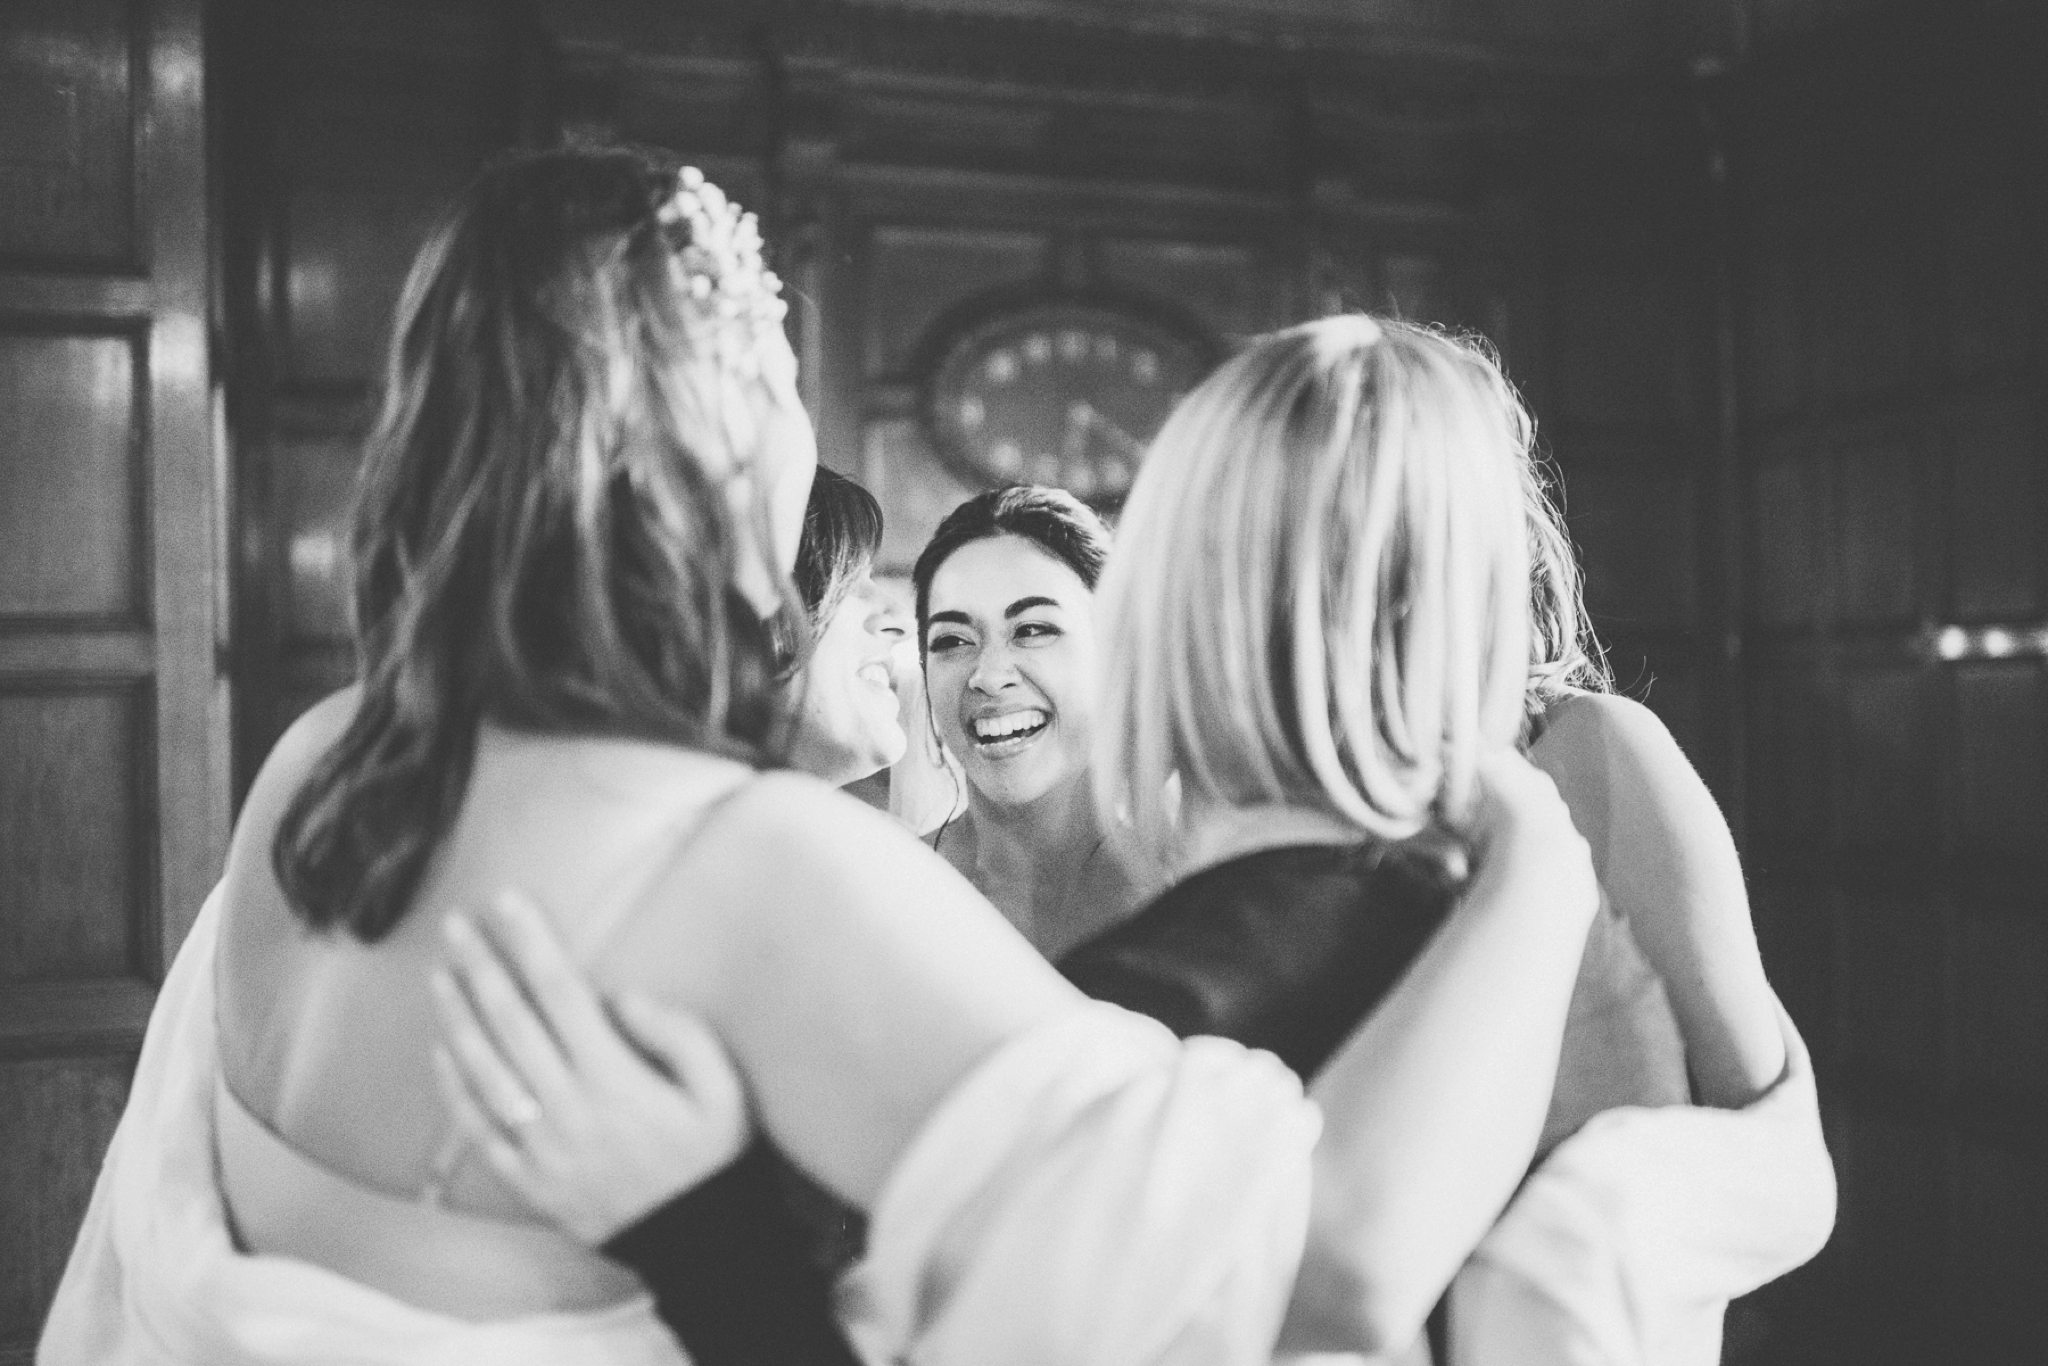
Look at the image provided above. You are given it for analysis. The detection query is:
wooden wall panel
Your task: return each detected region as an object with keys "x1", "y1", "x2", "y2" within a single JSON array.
[
  {"x1": 1934, "y1": 187, "x2": 2030, "y2": 381},
  {"x1": 1950, "y1": 663, "x2": 2046, "y2": 862},
  {"x1": 1733, "y1": 198, "x2": 1804, "y2": 425},
  {"x1": 1094, "y1": 238, "x2": 1291, "y2": 340},
  {"x1": 0, "y1": 0, "x2": 224, "y2": 1352},
  {"x1": 1552, "y1": 264, "x2": 1684, "y2": 427},
  {"x1": 273, "y1": 430, "x2": 361, "y2": 644},
  {"x1": 0, "y1": 0, "x2": 137, "y2": 268},
  {"x1": 1836, "y1": 665, "x2": 1924, "y2": 850},
  {"x1": 1722, "y1": 10, "x2": 2048, "y2": 1354},
  {"x1": 1805, "y1": 195, "x2": 1914, "y2": 406},
  {"x1": 0, "y1": 688, "x2": 143, "y2": 984},
  {"x1": 281, "y1": 181, "x2": 446, "y2": 384},
  {"x1": 863, "y1": 417, "x2": 979, "y2": 573},
  {"x1": 1831, "y1": 883, "x2": 1943, "y2": 1086},
  {"x1": 0, "y1": 1056, "x2": 134, "y2": 1346},
  {"x1": 863, "y1": 226, "x2": 1046, "y2": 379},
  {"x1": 1822, "y1": 1106, "x2": 1945, "y2": 1340},
  {"x1": 1745, "y1": 665, "x2": 1832, "y2": 849},
  {"x1": 1947, "y1": 1141, "x2": 2048, "y2": 1358},
  {"x1": 1946, "y1": 393, "x2": 2042, "y2": 620},
  {"x1": 1947, "y1": 910, "x2": 2048, "y2": 1101},
  {"x1": 1830, "y1": 429, "x2": 1918, "y2": 625},
  {"x1": 0, "y1": 331, "x2": 140, "y2": 621},
  {"x1": 1749, "y1": 450, "x2": 1828, "y2": 629},
  {"x1": 1564, "y1": 460, "x2": 1698, "y2": 627}
]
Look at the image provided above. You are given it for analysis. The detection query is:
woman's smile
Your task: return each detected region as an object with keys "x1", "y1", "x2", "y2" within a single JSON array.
[
  {"x1": 967, "y1": 705, "x2": 1052, "y2": 757},
  {"x1": 923, "y1": 535, "x2": 1100, "y2": 810}
]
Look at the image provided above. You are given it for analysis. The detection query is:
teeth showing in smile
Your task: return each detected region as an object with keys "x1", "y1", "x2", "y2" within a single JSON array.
[
  {"x1": 972, "y1": 709, "x2": 1048, "y2": 743},
  {"x1": 857, "y1": 663, "x2": 893, "y2": 690}
]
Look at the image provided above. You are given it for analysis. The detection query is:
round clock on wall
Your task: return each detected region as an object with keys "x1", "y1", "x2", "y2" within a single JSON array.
[{"x1": 924, "y1": 298, "x2": 1216, "y2": 507}]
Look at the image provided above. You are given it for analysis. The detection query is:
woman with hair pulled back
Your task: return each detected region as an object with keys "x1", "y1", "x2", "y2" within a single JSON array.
[
  {"x1": 908, "y1": 485, "x2": 1145, "y2": 956},
  {"x1": 41, "y1": 152, "x2": 1602, "y2": 1366}
]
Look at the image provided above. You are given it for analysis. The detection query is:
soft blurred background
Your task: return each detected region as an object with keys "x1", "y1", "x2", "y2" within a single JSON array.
[{"x1": 0, "y1": 1, "x2": 2041, "y2": 1361}]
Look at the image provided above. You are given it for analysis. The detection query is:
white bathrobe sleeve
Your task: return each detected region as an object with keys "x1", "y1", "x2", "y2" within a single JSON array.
[
  {"x1": 841, "y1": 1000, "x2": 1322, "y2": 1366},
  {"x1": 1448, "y1": 1005, "x2": 1836, "y2": 1366},
  {"x1": 41, "y1": 894, "x2": 1319, "y2": 1366}
]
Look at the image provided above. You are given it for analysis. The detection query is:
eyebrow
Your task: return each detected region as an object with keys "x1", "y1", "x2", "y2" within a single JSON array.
[
  {"x1": 1004, "y1": 596, "x2": 1061, "y2": 619},
  {"x1": 926, "y1": 610, "x2": 972, "y2": 629}
]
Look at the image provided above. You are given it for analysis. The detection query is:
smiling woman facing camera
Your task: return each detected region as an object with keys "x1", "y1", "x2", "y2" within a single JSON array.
[{"x1": 912, "y1": 486, "x2": 1144, "y2": 956}]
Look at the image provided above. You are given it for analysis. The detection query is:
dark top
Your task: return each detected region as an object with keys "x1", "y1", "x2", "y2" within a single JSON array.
[{"x1": 604, "y1": 840, "x2": 1457, "y2": 1365}]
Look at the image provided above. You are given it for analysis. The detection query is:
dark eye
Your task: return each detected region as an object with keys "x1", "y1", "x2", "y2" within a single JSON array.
[
  {"x1": 926, "y1": 631, "x2": 971, "y2": 654},
  {"x1": 1014, "y1": 621, "x2": 1060, "y2": 644}
]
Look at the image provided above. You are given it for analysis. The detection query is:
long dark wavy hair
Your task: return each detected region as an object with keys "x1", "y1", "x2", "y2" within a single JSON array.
[{"x1": 273, "y1": 146, "x2": 796, "y2": 942}]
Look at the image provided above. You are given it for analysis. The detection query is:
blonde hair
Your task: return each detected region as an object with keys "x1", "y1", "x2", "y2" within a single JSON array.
[
  {"x1": 1523, "y1": 449, "x2": 1612, "y2": 711},
  {"x1": 1094, "y1": 315, "x2": 1534, "y2": 866}
]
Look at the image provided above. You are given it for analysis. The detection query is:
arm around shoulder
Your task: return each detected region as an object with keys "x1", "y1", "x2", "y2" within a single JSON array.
[{"x1": 596, "y1": 771, "x2": 1083, "y2": 1210}]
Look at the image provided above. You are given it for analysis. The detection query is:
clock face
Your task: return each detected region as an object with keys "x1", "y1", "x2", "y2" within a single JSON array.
[{"x1": 925, "y1": 301, "x2": 1214, "y2": 506}]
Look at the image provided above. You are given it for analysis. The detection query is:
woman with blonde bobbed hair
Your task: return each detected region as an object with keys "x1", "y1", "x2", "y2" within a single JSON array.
[
  {"x1": 41, "y1": 152, "x2": 1604, "y2": 1366},
  {"x1": 1095, "y1": 315, "x2": 1833, "y2": 1360}
]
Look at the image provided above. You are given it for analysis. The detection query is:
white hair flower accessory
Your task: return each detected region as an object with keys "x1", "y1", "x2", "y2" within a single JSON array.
[{"x1": 655, "y1": 166, "x2": 787, "y2": 342}]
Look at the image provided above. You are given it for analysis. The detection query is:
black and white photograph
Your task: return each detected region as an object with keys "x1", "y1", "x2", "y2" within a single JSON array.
[{"x1": 1, "y1": 1, "x2": 2041, "y2": 1363}]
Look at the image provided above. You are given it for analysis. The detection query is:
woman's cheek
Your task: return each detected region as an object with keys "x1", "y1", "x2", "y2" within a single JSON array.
[{"x1": 925, "y1": 663, "x2": 970, "y2": 754}]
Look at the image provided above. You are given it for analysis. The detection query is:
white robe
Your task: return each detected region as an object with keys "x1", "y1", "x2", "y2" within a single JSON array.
[
  {"x1": 1446, "y1": 1004, "x2": 1834, "y2": 1366},
  {"x1": 38, "y1": 888, "x2": 1320, "y2": 1366}
]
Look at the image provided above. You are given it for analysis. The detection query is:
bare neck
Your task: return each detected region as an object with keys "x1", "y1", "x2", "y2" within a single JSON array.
[{"x1": 949, "y1": 774, "x2": 1133, "y2": 957}]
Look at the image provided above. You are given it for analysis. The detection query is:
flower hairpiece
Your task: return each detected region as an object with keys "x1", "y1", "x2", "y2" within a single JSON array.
[{"x1": 656, "y1": 166, "x2": 787, "y2": 336}]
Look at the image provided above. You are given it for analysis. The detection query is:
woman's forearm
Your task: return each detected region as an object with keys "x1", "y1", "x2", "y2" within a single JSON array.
[{"x1": 1279, "y1": 759, "x2": 1598, "y2": 1355}]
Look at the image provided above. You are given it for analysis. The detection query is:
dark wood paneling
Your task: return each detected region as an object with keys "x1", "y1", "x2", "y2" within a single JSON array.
[
  {"x1": 1831, "y1": 882, "x2": 1944, "y2": 1088},
  {"x1": 863, "y1": 416, "x2": 978, "y2": 572},
  {"x1": 1553, "y1": 264, "x2": 1684, "y2": 427},
  {"x1": 1733, "y1": 196, "x2": 1804, "y2": 425},
  {"x1": 0, "y1": 0, "x2": 224, "y2": 1348},
  {"x1": 0, "y1": 686, "x2": 146, "y2": 984},
  {"x1": 862, "y1": 226, "x2": 1046, "y2": 379},
  {"x1": 0, "y1": 0, "x2": 137, "y2": 269},
  {"x1": 1951, "y1": 662, "x2": 2046, "y2": 862},
  {"x1": 1746, "y1": 664, "x2": 1832, "y2": 849},
  {"x1": 0, "y1": 329, "x2": 140, "y2": 621},
  {"x1": 1823, "y1": 1106, "x2": 1945, "y2": 1305},
  {"x1": 272, "y1": 430, "x2": 362, "y2": 644},
  {"x1": 1723, "y1": 11, "x2": 2048, "y2": 1352},
  {"x1": 1946, "y1": 392, "x2": 2042, "y2": 621},
  {"x1": 1749, "y1": 447, "x2": 1828, "y2": 629},
  {"x1": 1095, "y1": 238, "x2": 1291, "y2": 340},
  {"x1": 1564, "y1": 459, "x2": 1699, "y2": 628},
  {"x1": 0, "y1": 1055, "x2": 134, "y2": 1348},
  {"x1": 1830, "y1": 424, "x2": 1918, "y2": 626},
  {"x1": 1837, "y1": 664, "x2": 1924, "y2": 849},
  {"x1": 1805, "y1": 195, "x2": 1915, "y2": 406},
  {"x1": 0, "y1": 979, "x2": 154, "y2": 1050},
  {"x1": 1946, "y1": 1140, "x2": 2048, "y2": 1358},
  {"x1": 1934, "y1": 186, "x2": 2031, "y2": 383},
  {"x1": 281, "y1": 180, "x2": 447, "y2": 383},
  {"x1": 1947, "y1": 909, "x2": 2048, "y2": 1102}
]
